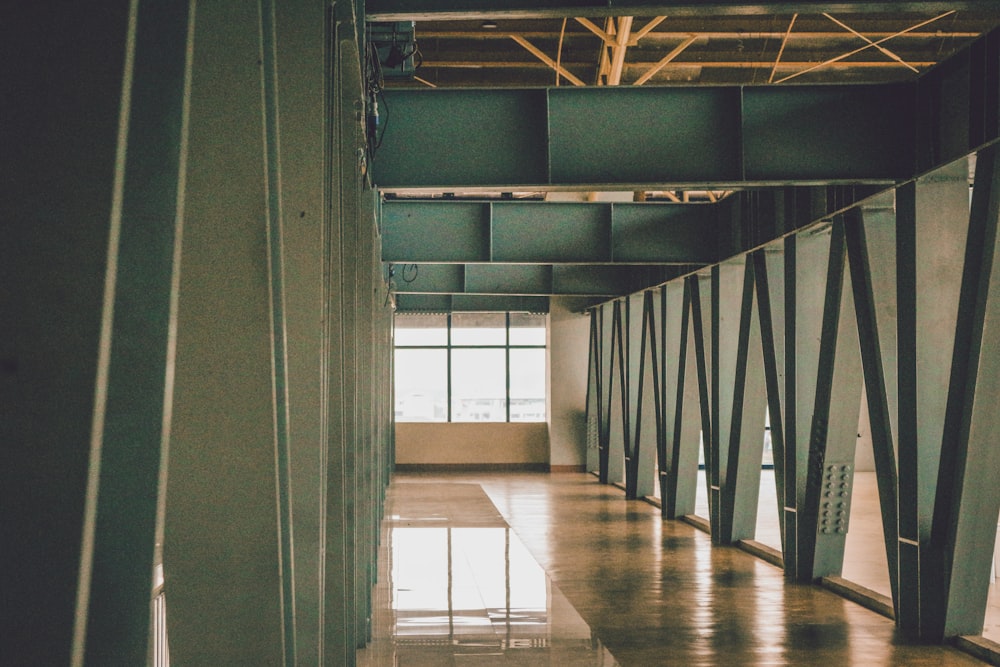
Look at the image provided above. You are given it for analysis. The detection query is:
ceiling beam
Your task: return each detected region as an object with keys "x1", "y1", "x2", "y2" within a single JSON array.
[
  {"x1": 366, "y1": 2, "x2": 1000, "y2": 21},
  {"x1": 374, "y1": 84, "x2": 915, "y2": 189},
  {"x1": 381, "y1": 200, "x2": 718, "y2": 264},
  {"x1": 394, "y1": 294, "x2": 554, "y2": 313},
  {"x1": 391, "y1": 263, "x2": 689, "y2": 296},
  {"x1": 414, "y1": 30, "x2": 982, "y2": 41},
  {"x1": 374, "y1": 25, "x2": 1000, "y2": 191}
]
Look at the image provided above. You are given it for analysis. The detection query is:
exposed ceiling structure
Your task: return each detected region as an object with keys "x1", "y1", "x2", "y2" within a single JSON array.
[
  {"x1": 395, "y1": 12, "x2": 993, "y2": 88},
  {"x1": 368, "y1": 3, "x2": 1000, "y2": 313}
]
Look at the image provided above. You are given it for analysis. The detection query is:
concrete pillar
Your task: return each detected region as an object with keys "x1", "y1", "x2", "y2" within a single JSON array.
[
  {"x1": 548, "y1": 297, "x2": 590, "y2": 470},
  {"x1": 273, "y1": 1, "x2": 328, "y2": 662},
  {"x1": 163, "y1": 3, "x2": 288, "y2": 663}
]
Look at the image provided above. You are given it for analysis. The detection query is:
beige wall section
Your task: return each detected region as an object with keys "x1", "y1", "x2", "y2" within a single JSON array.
[
  {"x1": 396, "y1": 422, "x2": 549, "y2": 466},
  {"x1": 548, "y1": 298, "x2": 592, "y2": 468}
]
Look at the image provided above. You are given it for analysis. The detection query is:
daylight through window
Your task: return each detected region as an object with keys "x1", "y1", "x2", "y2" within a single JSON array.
[{"x1": 394, "y1": 312, "x2": 546, "y2": 422}]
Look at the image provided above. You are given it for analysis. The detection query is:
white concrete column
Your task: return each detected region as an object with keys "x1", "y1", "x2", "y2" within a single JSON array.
[
  {"x1": 164, "y1": 3, "x2": 287, "y2": 663},
  {"x1": 548, "y1": 298, "x2": 590, "y2": 470}
]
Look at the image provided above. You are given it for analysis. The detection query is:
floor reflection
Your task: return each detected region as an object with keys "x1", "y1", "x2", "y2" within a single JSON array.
[
  {"x1": 360, "y1": 484, "x2": 620, "y2": 666},
  {"x1": 697, "y1": 469, "x2": 1000, "y2": 643}
]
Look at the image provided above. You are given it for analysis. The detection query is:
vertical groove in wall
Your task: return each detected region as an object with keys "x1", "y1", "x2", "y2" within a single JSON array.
[{"x1": 258, "y1": 0, "x2": 297, "y2": 663}]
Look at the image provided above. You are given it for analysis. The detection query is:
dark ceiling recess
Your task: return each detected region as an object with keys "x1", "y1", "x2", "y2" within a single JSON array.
[{"x1": 377, "y1": 12, "x2": 999, "y2": 89}]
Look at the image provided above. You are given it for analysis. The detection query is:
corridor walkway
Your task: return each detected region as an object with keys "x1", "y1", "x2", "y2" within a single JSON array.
[{"x1": 358, "y1": 472, "x2": 990, "y2": 666}]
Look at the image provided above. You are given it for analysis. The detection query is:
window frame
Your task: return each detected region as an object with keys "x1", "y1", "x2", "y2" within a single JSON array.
[{"x1": 394, "y1": 312, "x2": 546, "y2": 423}]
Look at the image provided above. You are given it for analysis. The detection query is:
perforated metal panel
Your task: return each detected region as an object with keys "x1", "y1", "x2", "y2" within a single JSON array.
[{"x1": 820, "y1": 462, "x2": 854, "y2": 535}]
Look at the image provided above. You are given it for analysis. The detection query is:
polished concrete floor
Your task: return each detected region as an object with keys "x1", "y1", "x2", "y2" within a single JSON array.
[
  {"x1": 358, "y1": 472, "x2": 997, "y2": 666},
  {"x1": 689, "y1": 470, "x2": 1000, "y2": 641}
]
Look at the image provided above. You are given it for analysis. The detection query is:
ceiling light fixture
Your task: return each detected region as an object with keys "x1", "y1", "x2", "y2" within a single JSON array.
[{"x1": 481, "y1": 20, "x2": 498, "y2": 30}]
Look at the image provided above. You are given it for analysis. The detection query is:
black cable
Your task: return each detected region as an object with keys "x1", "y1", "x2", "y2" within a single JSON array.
[
  {"x1": 375, "y1": 88, "x2": 388, "y2": 150},
  {"x1": 401, "y1": 264, "x2": 418, "y2": 283}
]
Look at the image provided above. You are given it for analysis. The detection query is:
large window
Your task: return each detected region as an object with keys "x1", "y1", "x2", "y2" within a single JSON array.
[{"x1": 394, "y1": 312, "x2": 546, "y2": 422}]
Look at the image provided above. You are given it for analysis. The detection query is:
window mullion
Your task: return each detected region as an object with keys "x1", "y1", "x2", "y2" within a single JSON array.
[
  {"x1": 447, "y1": 313, "x2": 452, "y2": 422},
  {"x1": 505, "y1": 312, "x2": 511, "y2": 422}
]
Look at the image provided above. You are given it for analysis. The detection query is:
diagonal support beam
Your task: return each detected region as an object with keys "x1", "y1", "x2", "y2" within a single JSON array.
[
  {"x1": 575, "y1": 17, "x2": 615, "y2": 45},
  {"x1": 769, "y1": 14, "x2": 797, "y2": 84},
  {"x1": 630, "y1": 16, "x2": 668, "y2": 44},
  {"x1": 510, "y1": 34, "x2": 586, "y2": 86},
  {"x1": 823, "y1": 13, "x2": 918, "y2": 73},
  {"x1": 633, "y1": 34, "x2": 699, "y2": 86},
  {"x1": 775, "y1": 11, "x2": 953, "y2": 83}
]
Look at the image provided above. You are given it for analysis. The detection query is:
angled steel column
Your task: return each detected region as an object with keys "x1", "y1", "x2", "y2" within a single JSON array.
[
  {"x1": 776, "y1": 223, "x2": 864, "y2": 582},
  {"x1": 657, "y1": 286, "x2": 671, "y2": 511},
  {"x1": 708, "y1": 262, "x2": 734, "y2": 540},
  {"x1": 714, "y1": 257, "x2": 768, "y2": 545},
  {"x1": 933, "y1": 145, "x2": 1000, "y2": 639},
  {"x1": 625, "y1": 293, "x2": 644, "y2": 498},
  {"x1": 779, "y1": 235, "x2": 802, "y2": 577},
  {"x1": 607, "y1": 300, "x2": 629, "y2": 485},
  {"x1": 844, "y1": 196, "x2": 901, "y2": 612},
  {"x1": 893, "y1": 157, "x2": 970, "y2": 639},
  {"x1": 689, "y1": 273, "x2": 715, "y2": 524},
  {"x1": 599, "y1": 302, "x2": 615, "y2": 483},
  {"x1": 661, "y1": 281, "x2": 703, "y2": 519},
  {"x1": 630, "y1": 291, "x2": 661, "y2": 499},
  {"x1": 586, "y1": 310, "x2": 603, "y2": 474},
  {"x1": 796, "y1": 220, "x2": 864, "y2": 581},
  {"x1": 753, "y1": 247, "x2": 789, "y2": 556}
]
